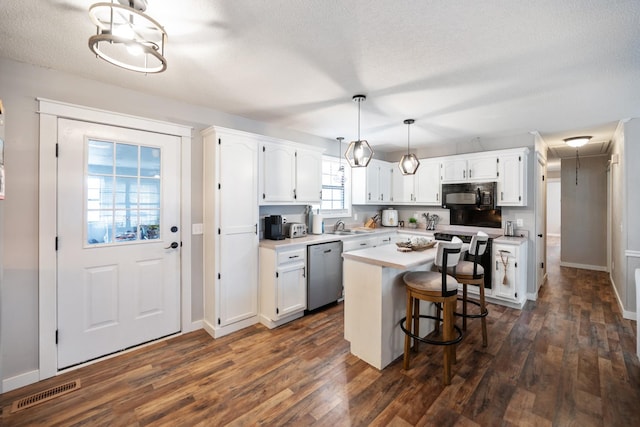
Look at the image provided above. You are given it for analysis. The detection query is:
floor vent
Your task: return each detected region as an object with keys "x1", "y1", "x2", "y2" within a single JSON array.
[{"x1": 11, "y1": 379, "x2": 81, "y2": 413}]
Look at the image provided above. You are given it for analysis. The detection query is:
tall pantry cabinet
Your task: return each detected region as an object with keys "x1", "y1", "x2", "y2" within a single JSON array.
[{"x1": 203, "y1": 127, "x2": 260, "y2": 338}]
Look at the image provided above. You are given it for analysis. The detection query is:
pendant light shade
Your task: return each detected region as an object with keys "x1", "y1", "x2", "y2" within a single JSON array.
[
  {"x1": 399, "y1": 119, "x2": 420, "y2": 175},
  {"x1": 345, "y1": 95, "x2": 374, "y2": 168},
  {"x1": 89, "y1": 0, "x2": 167, "y2": 73}
]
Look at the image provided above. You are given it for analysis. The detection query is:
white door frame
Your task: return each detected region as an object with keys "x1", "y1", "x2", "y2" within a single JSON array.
[{"x1": 38, "y1": 98, "x2": 193, "y2": 381}]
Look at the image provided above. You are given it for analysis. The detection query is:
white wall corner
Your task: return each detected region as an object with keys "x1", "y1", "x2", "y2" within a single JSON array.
[{"x1": 2, "y1": 369, "x2": 40, "y2": 393}]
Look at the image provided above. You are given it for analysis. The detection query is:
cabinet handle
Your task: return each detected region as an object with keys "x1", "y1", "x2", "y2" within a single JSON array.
[
  {"x1": 255, "y1": 224, "x2": 257, "y2": 235},
  {"x1": 289, "y1": 255, "x2": 299, "y2": 259},
  {"x1": 368, "y1": 192, "x2": 371, "y2": 201},
  {"x1": 436, "y1": 193, "x2": 439, "y2": 201},
  {"x1": 469, "y1": 169, "x2": 472, "y2": 178},
  {"x1": 380, "y1": 193, "x2": 383, "y2": 201},
  {"x1": 501, "y1": 191, "x2": 504, "y2": 201},
  {"x1": 496, "y1": 261, "x2": 498, "y2": 270},
  {"x1": 303, "y1": 267, "x2": 306, "y2": 278},
  {"x1": 320, "y1": 190, "x2": 322, "y2": 199},
  {"x1": 463, "y1": 170, "x2": 466, "y2": 179},
  {"x1": 293, "y1": 188, "x2": 297, "y2": 199}
]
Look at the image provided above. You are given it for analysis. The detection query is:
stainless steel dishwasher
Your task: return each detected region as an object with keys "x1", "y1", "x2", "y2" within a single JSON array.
[{"x1": 307, "y1": 240, "x2": 343, "y2": 311}]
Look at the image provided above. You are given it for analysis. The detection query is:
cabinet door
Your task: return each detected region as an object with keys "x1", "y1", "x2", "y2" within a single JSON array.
[
  {"x1": 379, "y1": 162, "x2": 393, "y2": 202},
  {"x1": 351, "y1": 167, "x2": 368, "y2": 204},
  {"x1": 414, "y1": 159, "x2": 441, "y2": 204},
  {"x1": 218, "y1": 134, "x2": 259, "y2": 326},
  {"x1": 498, "y1": 153, "x2": 525, "y2": 206},
  {"x1": 366, "y1": 161, "x2": 380, "y2": 202},
  {"x1": 295, "y1": 149, "x2": 322, "y2": 203},
  {"x1": 260, "y1": 142, "x2": 296, "y2": 203},
  {"x1": 441, "y1": 158, "x2": 468, "y2": 182},
  {"x1": 468, "y1": 155, "x2": 498, "y2": 180},
  {"x1": 493, "y1": 245, "x2": 517, "y2": 300},
  {"x1": 391, "y1": 167, "x2": 408, "y2": 203},
  {"x1": 277, "y1": 263, "x2": 307, "y2": 318}
]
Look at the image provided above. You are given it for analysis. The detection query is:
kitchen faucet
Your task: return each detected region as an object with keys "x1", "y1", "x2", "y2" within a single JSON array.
[{"x1": 334, "y1": 219, "x2": 346, "y2": 231}]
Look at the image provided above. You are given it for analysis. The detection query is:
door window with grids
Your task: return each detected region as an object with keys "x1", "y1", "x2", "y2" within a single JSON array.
[{"x1": 86, "y1": 139, "x2": 161, "y2": 245}]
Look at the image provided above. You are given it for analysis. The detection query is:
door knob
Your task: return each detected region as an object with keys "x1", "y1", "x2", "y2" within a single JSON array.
[
  {"x1": 165, "y1": 242, "x2": 179, "y2": 249},
  {"x1": 171, "y1": 226, "x2": 178, "y2": 232},
  {"x1": 537, "y1": 234, "x2": 543, "y2": 238}
]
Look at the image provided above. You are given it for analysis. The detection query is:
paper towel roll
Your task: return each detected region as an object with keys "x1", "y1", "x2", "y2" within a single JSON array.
[{"x1": 312, "y1": 214, "x2": 323, "y2": 234}]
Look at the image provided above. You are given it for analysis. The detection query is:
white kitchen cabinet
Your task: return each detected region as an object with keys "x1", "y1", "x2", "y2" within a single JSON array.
[
  {"x1": 376, "y1": 232, "x2": 394, "y2": 246},
  {"x1": 441, "y1": 154, "x2": 498, "y2": 183},
  {"x1": 391, "y1": 159, "x2": 441, "y2": 205},
  {"x1": 497, "y1": 148, "x2": 528, "y2": 206},
  {"x1": 492, "y1": 239, "x2": 527, "y2": 307},
  {"x1": 259, "y1": 246, "x2": 307, "y2": 328},
  {"x1": 203, "y1": 127, "x2": 259, "y2": 338},
  {"x1": 342, "y1": 234, "x2": 378, "y2": 252},
  {"x1": 259, "y1": 140, "x2": 323, "y2": 205},
  {"x1": 352, "y1": 159, "x2": 393, "y2": 204}
]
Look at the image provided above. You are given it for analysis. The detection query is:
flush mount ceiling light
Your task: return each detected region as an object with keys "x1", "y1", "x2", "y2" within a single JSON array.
[
  {"x1": 345, "y1": 95, "x2": 374, "y2": 168},
  {"x1": 399, "y1": 119, "x2": 420, "y2": 175},
  {"x1": 563, "y1": 136, "x2": 591, "y2": 147},
  {"x1": 563, "y1": 136, "x2": 591, "y2": 185},
  {"x1": 89, "y1": 0, "x2": 167, "y2": 73}
]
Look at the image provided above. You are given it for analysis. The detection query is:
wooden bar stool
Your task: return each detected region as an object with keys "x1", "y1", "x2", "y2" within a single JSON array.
[
  {"x1": 454, "y1": 232, "x2": 489, "y2": 347},
  {"x1": 400, "y1": 238, "x2": 463, "y2": 385}
]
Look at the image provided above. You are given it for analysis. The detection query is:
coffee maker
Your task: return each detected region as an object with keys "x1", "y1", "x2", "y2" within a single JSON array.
[{"x1": 264, "y1": 215, "x2": 285, "y2": 240}]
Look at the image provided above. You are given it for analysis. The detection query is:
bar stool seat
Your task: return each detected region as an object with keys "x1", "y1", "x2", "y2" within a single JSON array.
[
  {"x1": 453, "y1": 232, "x2": 489, "y2": 347},
  {"x1": 400, "y1": 238, "x2": 463, "y2": 385}
]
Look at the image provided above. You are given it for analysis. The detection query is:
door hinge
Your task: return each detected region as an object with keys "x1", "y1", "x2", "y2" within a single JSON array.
[
  {"x1": 55, "y1": 143, "x2": 59, "y2": 157},
  {"x1": 218, "y1": 273, "x2": 221, "y2": 280},
  {"x1": 276, "y1": 308, "x2": 279, "y2": 314},
  {"x1": 218, "y1": 138, "x2": 221, "y2": 145},
  {"x1": 218, "y1": 183, "x2": 221, "y2": 190},
  {"x1": 218, "y1": 228, "x2": 221, "y2": 235},
  {"x1": 218, "y1": 318, "x2": 221, "y2": 325},
  {"x1": 55, "y1": 330, "x2": 59, "y2": 344},
  {"x1": 55, "y1": 236, "x2": 58, "y2": 251}
]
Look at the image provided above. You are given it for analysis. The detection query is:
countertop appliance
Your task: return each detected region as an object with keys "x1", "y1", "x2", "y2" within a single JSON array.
[
  {"x1": 264, "y1": 215, "x2": 285, "y2": 240},
  {"x1": 307, "y1": 240, "x2": 343, "y2": 311},
  {"x1": 285, "y1": 222, "x2": 307, "y2": 238},
  {"x1": 381, "y1": 208, "x2": 398, "y2": 227},
  {"x1": 504, "y1": 221, "x2": 515, "y2": 236},
  {"x1": 434, "y1": 231, "x2": 493, "y2": 289}
]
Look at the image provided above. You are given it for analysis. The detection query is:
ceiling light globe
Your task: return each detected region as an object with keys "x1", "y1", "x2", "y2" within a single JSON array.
[
  {"x1": 399, "y1": 154, "x2": 420, "y2": 175},
  {"x1": 564, "y1": 136, "x2": 592, "y2": 148}
]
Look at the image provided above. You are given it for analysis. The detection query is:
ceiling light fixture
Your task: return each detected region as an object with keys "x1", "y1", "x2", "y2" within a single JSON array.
[
  {"x1": 88, "y1": 0, "x2": 167, "y2": 73},
  {"x1": 345, "y1": 95, "x2": 374, "y2": 168},
  {"x1": 563, "y1": 136, "x2": 591, "y2": 148},
  {"x1": 398, "y1": 119, "x2": 420, "y2": 175},
  {"x1": 564, "y1": 136, "x2": 591, "y2": 185}
]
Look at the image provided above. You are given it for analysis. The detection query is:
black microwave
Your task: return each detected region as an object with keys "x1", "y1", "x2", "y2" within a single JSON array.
[{"x1": 441, "y1": 182, "x2": 496, "y2": 210}]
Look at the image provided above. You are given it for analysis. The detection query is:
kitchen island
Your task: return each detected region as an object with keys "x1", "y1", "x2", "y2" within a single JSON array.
[{"x1": 342, "y1": 244, "x2": 439, "y2": 370}]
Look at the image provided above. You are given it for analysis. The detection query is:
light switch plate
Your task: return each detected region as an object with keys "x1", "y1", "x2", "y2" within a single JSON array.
[
  {"x1": 516, "y1": 218, "x2": 523, "y2": 227},
  {"x1": 192, "y1": 223, "x2": 203, "y2": 235}
]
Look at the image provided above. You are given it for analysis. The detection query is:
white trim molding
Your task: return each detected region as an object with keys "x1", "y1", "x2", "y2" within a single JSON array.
[
  {"x1": 559, "y1": 261, "x2": 608, "y2": 272},
  {"x1": 625, "y1": 250, "x2": 640, "y2": 258},
  {"x1": 37, "y1": 99, "x2": 193, "y2": 384}
]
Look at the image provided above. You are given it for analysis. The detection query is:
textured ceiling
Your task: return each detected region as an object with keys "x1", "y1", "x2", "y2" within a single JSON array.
[{"x1": 1, "y1": 0, "x2": 639, "y2": 157}]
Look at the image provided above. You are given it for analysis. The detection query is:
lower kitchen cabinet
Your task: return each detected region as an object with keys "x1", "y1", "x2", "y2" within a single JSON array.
[
  {"x1": 492, "y1": 239, "x2": 527, "y2": 307},
  {"x1": 259, "y1": 246, "x2": 307, "y2": 328}
]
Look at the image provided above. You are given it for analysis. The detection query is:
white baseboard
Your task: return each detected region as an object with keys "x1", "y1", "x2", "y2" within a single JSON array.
[
  {"x1": 609, "y1": 274, "x2": 637, "y2": 320},
  {"x1": 546, "y1": 233, "x2": 561, "y2": 237},
  {"x1": 559, "y1": 261, "x2": 608, "y2": 272},
  {"x1": 185, "y1": 319, "x2": 203, "y2": 333},
  {"x1": 2, "y1": 369, "x2": 40, "y2": 393},
  {"x1": 203, "y1": 316, "x2": 258, "y2": 339}
]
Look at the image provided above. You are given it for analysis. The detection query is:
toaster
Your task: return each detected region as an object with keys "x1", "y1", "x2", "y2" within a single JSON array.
[{"x1": 286, "y1": 223, "x2": 308, "y2": 238}]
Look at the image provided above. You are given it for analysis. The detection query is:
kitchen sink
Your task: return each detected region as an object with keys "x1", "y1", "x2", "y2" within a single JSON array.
[{"x1": 326, "y1": 229, "x2": 371, "y2": 235}]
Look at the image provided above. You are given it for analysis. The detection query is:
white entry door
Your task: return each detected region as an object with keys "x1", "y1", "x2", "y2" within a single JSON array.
[{"x1": 57, "y1": 118, "x2": 181, "y2": 369}]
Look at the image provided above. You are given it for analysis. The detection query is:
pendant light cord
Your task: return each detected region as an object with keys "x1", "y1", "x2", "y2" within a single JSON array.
[
  {"x1": 407, "y1": 122, "x2": 411, "y2": 155},
  {"x1": 575, "y1": 148, "x2": 580, "y2": 185},
  {"x1": 357, "y1": 99, "x2": 361, "y2": 141}
]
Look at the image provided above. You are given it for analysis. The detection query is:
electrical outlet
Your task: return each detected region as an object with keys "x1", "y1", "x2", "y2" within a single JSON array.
[
  {"x1": 516, "y1": 218, "x2": 523, "y2": 227},
  {"x1": 354, "y1": 213, "x2": 358, "y2": 220},
  {"x1": 192, "y1": 223, "x2": 203, "y2": 235},
  {"x1": 282, "y1": 216, "x2": 287, "y2": 224}
]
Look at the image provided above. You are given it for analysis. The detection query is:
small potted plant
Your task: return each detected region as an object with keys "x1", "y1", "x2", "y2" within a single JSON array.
[{"x1": 408, "y1": 217, "x2": 418, "y2": 228}]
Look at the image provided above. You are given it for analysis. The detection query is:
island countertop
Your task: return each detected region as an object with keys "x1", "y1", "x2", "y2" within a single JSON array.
[{"x1": 341, "y1": 244, "x2": 438, "y2": 270}]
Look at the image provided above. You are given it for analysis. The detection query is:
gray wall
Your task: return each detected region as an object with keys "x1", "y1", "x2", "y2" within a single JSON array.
[
  {"x1": 560, "y1": 155, "x2": 608, "y2": 268},
  {"x1": 0, "y1": 57, "x2": 337, "y2": 386}
]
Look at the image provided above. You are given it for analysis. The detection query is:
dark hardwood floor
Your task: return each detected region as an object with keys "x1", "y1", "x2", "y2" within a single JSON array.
[{"x1": 2, "y1": 238, "x2": 639, "y2": 426}]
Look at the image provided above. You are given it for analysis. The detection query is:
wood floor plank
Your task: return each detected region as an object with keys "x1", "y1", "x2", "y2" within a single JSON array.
[{"x1": 2, "y1": 238, "x2": 640, "y2": 426}]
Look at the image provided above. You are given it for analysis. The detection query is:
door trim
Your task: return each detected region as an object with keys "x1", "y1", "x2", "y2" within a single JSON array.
[{"x1": 38, "y1": 98, "x2": 193, "y2": 381}]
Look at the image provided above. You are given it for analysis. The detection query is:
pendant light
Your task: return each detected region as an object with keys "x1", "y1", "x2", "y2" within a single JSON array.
[
  {"x1": 89, "y1": 0, "x2": 168, "y2": 73},
  {"x1": 334, "y1": 137, "x2": 346, "y2": 185},
  {"x1": 345, "y1": 95, "x2": 374, "y2": 168},
  {"x1": 398, "y1": 119, "x2": 420, "y2": 175},
  {"x1": 564, "y1": 136, "x2": 591, "y2": 185}
]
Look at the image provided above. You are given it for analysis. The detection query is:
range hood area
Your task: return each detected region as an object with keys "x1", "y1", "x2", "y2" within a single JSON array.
[{"x1": 441, "y1": 182, "x2": 502, "y2": 228}]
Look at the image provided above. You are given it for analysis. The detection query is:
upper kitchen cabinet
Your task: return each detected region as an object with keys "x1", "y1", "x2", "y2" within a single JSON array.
[
  {"x1": 441, "y1": 154, "x2": 498, "y2": 183},
  {"x1": 391, "y1": 158, "x2": 441, "y2": 205},
  {"x1": 259, "y1": 140, "x2": 323, "y2": 205},
  {"x1": 352, "y1": 159, "x2": 393, "y2": 204},
  {"x1": 497, "y1": 147, "x2": 529, "y2": 206}
]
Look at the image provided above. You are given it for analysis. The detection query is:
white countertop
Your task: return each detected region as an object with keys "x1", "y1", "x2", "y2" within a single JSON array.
[
  {"x1": 493, "y1": 235, "x2": 528, "y2": 245},
  {"x1": 342, "y1": 244, "x2": 438, "y2": 270}
]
